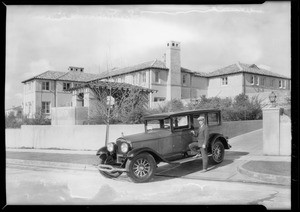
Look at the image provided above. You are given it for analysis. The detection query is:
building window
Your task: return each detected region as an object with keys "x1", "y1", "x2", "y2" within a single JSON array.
[
  {"x1": 42, "y1": 101, "x2": 50, "y2": 114},
  {"x1": 278, "y1": 80, "x2": 286, "y2": 88},
  {"x1": 221, "y1": 77, "x2": 228, "y2": 85},
  {"x1": 279, "y1": 80, "x2": 283, "y2": 88},
  {"x1": 250, "y1": 76, "x2": 255, "y2": 85},
  {"x1": 141, "y1": 72, "x2": 146, "y2": 83},
  {"x1": 182, "y1": 74, "x2": 187, "y2": 85},
  {"x1": 74, "y1": 83, "x2": 81, "y2": 87},
  {"x1": 63, "y1": 82, "x2": 71, "y2": 90},
  {"x1": 154, "y1": 97, "x2": 165, "y2": 102},
  {"x1": 154, "y1": 71, "x2": 159, "y2": 83},
  {"x1": 255, "y1": 76, "x2": 259, "y2": 85},
  {"x1": 132, "y1": 73, "x2": 139, "y2": 85},
  {"x1": 42, "y1": 81, "x2": 50, "y2": 90}
]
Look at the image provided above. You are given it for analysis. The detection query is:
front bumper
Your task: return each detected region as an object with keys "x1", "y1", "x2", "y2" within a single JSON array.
[{"x1": 95, "y1": 164, "x2": 127, "y2": 173}]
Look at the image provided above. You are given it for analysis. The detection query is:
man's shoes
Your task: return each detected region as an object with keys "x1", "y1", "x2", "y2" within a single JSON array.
[
  {"x1": 193, "y1": 153, "x2": 201, "y2": 158},
  {"x1": 199, "y1": 169, "x2": 208, "y2": 173}
]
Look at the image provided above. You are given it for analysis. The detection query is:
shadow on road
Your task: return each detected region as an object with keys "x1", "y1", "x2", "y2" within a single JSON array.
[{"x1": 151, "y1": 150, "x2": 249, "y2": 182}]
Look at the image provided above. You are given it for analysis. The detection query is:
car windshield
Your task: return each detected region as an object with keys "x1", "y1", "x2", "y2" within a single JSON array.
[{"x1": 146, "y1": 118, "x2": 171, "y2": 132}]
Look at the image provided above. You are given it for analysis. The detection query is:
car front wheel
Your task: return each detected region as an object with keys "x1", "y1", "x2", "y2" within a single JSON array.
[
  {"x1": 211, "y1": 140, "x2": 225, "y2": 164},
  {"x1": 126, "y1": 153, "x2": 156, "y2": 183}
]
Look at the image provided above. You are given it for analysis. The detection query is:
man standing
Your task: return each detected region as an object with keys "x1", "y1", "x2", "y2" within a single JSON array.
[{"x1": 189, "y1": 116, "x2": 209, "y2": 172}]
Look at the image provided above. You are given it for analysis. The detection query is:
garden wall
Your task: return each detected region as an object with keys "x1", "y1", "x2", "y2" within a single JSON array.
[{"x1": 6, "y1": 120, "x2": 262, "y2": 151}]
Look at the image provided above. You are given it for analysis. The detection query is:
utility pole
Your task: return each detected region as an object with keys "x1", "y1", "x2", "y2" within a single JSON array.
[{"x1": 105, "y1": 53, "x2": 112, "y2": 146}]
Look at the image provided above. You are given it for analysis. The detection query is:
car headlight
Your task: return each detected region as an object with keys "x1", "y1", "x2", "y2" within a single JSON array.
[
  {"x1": 107, "y1": 142, "x2": 115, "y2": 152},
  {"x1": 121, "y1": 143, "x2": 129, "y2": 153}
]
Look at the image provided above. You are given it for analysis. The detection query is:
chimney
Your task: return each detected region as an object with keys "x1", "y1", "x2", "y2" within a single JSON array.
[
  {"x1": 165, "y1": 41, "x2": 181, "y2": 100},
  {"x1": 68, "y1": 66, "x2": 84, "y2": 72}
]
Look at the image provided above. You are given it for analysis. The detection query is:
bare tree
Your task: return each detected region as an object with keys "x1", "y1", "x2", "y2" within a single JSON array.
[{"x1": 86, "y1": 81, "x2": 152, "y2": 145}]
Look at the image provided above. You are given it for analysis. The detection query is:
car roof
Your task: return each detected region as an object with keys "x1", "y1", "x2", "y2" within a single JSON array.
[{"x1": 143, "y1": 109, "x2": 220, "y2": 120}]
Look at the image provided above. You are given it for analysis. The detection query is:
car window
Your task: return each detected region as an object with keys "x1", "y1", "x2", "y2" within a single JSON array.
[
  {"x1": 208, "y1": 112, "x2": 220, "y2": 126},
  {"x1": 146, "y1": 119, "x2": 170, "y2": 131},
  {"x1": 172, "y1": 115, "x2": 189, "y2": 130}
]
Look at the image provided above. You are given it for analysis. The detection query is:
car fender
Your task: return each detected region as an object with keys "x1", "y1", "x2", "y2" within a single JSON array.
[
  {"x1": 209, "y1": 133, "x2": 231, "y2": 149},
  {"x1": 126, "y1": 147, "x2": 169, "y2": 163},
  {"x1": 96, "y1": 146, "x2": 109, "y2": 157}
]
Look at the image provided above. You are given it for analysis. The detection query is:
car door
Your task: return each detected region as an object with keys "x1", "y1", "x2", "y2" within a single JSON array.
[{"x1": 171, "y1": 115, "x2": 193, "y2": 153}]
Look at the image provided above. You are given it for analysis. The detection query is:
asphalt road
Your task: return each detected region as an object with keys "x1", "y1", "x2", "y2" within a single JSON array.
[{"x1": 6, "y1": 164, "x2": 290, "y2": 209}]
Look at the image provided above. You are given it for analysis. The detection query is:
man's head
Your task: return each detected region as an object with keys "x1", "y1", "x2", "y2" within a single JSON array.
[{"x1": 197, "y1": 116, "x2": 205, "y2": 124}]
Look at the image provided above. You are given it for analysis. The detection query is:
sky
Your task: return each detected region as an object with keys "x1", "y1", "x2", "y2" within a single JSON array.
[{"x1": 5, "y1": 2, "x2": 291, "y2": 109}]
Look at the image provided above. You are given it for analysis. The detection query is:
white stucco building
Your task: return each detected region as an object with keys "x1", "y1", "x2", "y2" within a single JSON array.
[{"x1": 22, "y1": 41, "x2": 291, "y2": 117}]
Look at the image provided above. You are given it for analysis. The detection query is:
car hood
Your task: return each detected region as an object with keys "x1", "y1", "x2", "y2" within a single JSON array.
[{"x1": 120, "y1": 130, "x2": 172, "y2": 143}]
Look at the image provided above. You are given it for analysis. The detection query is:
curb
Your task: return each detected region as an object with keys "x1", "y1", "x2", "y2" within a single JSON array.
[
  {"x1": 6, "y1": 159, "x2": 97, "y2": 172},
  {"x1": 237, "y1": 163, "x2": 291, "y2": 186}
]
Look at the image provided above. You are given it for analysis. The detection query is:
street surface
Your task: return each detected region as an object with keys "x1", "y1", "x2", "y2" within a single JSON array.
[{"x1": 6, "y1": 164, "x2": 290, "y2": 208}]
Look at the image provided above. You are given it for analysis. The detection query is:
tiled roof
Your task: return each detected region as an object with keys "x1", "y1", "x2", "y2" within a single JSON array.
[
  {"x1": 181, "y1": 67, "x2": 209, "y2": 77},
  {"x1": 206, "y1": 62, "x2": 290, "y2": 79},
  {"x1": 22, "y1": 61, "x2": 289, "y2": 84},
  {"x1": 239, "y1": 63, "x2": 289, "y2": 79},
  {"x1": 57, "y1": 71, "x2": 101, "y2": 82},
  {"x1": 22, "y1": 71, "x2": 66, "y2": 83},
  {"x1": 96, "y1": 59, "x2": 168, "y2": 79},
  {"x1": 22, "y1": 70, "x2": 101, "y2": 83}
]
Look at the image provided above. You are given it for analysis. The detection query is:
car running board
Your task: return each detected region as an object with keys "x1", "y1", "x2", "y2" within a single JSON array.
[{"x1": 169, "y1": 154, "x2": 212, "y2": 164}]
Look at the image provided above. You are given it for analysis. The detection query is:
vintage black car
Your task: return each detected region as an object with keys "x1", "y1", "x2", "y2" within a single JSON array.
[{"x1": 96, "y1": 109, "x2": 231, "y2": 183}]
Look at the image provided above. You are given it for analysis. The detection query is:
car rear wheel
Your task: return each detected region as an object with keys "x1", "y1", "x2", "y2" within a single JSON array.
[
  {"x1": 126, "y1": 153, "x2": 156, "y2": 183},
  {"x1": 211, "y1": 140, "x2": 225, "y2": 164},
  {"x1": 98, "y1": 154, "x2": 122, "y2": 179}
]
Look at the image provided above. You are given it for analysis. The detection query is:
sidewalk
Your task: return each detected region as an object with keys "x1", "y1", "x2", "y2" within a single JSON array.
[{"x1": 5, "y1": 129, "x2": 291, "y2": 186}]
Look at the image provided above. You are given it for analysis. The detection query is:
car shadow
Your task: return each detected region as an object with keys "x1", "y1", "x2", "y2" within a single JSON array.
[{"x1": 152, "y1": 150, "x2": 249, "y2": 182}]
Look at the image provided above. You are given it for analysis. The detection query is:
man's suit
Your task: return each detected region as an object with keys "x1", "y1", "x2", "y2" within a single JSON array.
[{"x1": 189, "y1": 124, "x2": 209, "y2": 170}]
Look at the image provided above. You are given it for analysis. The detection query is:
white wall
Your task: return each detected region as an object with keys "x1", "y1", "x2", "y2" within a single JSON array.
[
  {"x1": 6, "y1": 125, "x2": 145, "y2": 151},
  {"x1": 207, "y1": 74, "x2": 243, "y2": 98}
]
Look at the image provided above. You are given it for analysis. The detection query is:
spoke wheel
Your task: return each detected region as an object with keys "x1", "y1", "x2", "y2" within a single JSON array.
[
  {"x1": 98, "y1": 155, "x2": 122, "y2": 179},
  {"x1": 126, "y1": 153, "x2": 156, "y2": 183},
  {"x1": 211, "y1": 140, "x2": 225, "y2": 164}
]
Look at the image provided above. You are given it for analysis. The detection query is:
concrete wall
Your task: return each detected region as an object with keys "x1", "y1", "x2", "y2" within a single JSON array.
[
  {"x1": 6, "y1": 125, "x2": 145, "y2": 151},
  {"x1": 262, "y1": 107, "x2": 291, "y2": 156},
  {"x1": 6, "y1": 120, "x2": 264, "y2": 151}
]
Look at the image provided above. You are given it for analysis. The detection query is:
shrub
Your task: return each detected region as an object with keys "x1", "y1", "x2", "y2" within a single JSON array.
[
  {"x1": 148, "y1": 99, "x2": 185, "y2": 114},
  {"x1": 5, "y1": 113, "x2": 23, "y2": 128},
  {"x1": 157, "y1": 94, "x2": 262, "y2": 122}
]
